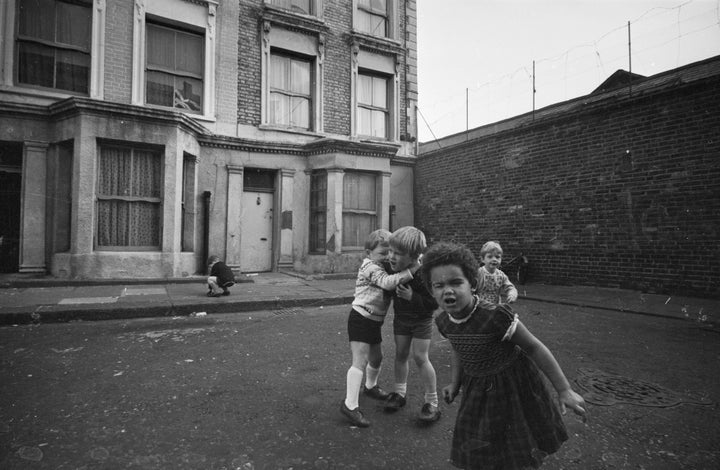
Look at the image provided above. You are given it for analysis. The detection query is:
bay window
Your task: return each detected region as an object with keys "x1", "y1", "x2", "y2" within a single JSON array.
[
  {"x1": 96, "y1": 145, "x2": 163, "y2": 250},
  {"x1": 342, "y1": 172, "x2": 377, "y2": 249}
]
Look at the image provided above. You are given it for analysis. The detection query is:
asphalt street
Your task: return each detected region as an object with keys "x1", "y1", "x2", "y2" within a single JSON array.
[{"x1": 1, "y1": 299, "x2": 719, "y2": 469}]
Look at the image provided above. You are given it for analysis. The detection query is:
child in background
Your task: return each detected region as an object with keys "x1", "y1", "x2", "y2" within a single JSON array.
[
  {"x1": 385, "y1": 227, "x2": 441, "y2": 423},
  {"x1": 207, "y1": 255, "x2": 235, "y2": 297},
  {"x1": 421, "y1": 242, "x2": 586, "y2": 469},
  {"x1": 341, "y1": 229, "x2": 420, "y2": 428},
  {"x1": 477, "y1": 241, "x2": 518, "y2": 307}
]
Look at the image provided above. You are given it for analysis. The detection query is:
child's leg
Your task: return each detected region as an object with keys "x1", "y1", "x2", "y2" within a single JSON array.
[
  {"x1": 346, "y1": 341, "x2": 370, "y2": 410},
  {"x1": 412, "y1": 338, "x2": 438, "y2": 406},
  {"x1": 365, "y1": 343, "x2": 384, "y2": 389},
  {"x1": 393, "y1": 334, "x2": 412, "y2": 397},
  {"x1": 207, "y1": 276, "x2": 219, "y2": 292}
]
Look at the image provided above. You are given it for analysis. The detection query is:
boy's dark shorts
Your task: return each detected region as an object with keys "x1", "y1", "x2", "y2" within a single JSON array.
[
  {"x1": 347, "y1": 308, "x2": 383, "y2": 344},
  {"x1": 393, "y1": 315, "x2": 433, "y2": 340}
]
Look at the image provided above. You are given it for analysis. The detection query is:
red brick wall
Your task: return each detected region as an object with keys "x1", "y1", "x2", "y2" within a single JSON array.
[
  {"x1": 104, "y1": 0, "x2": 134, "y2": 103},
  {"x1": 415, "y1": 77, "x2": 720, "y2": 297},
  {"x1": 321, "y1": 0, "x2": 353, "y2": 135},
  {"x1": 237, "y1": 1, "x2": 263, "y2": 125}
]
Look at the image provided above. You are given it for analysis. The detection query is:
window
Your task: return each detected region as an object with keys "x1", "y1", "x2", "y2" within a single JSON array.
[
  {"x1": 309, "y1": 171, "x2": 327, "y2": 253},
  {"x1": 244, "y1": 168, "x2": 276, "y2": 191},
  {"x1": 269, "y1": 53, "x2": 312, "y2": 129},
  {"x1": 357, "y1": 73, "x2": 388, "y2": 139},
  {"x1": 132, "y1": 1, "x2": 216, "y2": 117},
  {"x1": 267, "y1": 0, "x2": 312, "y2": 15},
  {"x1": 261, "y1": 24, "x2": 322, "y2": 132},
  {"x1": 342, "y1": 172, "x2": 377, "y2": 249},
  {"x1": 96, "y1": 145, "x2": 162, "y2": 250},
  {"x1": 145, "y1": 22, "x2": 204, "y2": 113},
  {"x1": 356, "y1": 0, "x2": 387, "y2": 37},
  {"x1": 16, "y1": 0, "x2": 92, "y2": 93}
]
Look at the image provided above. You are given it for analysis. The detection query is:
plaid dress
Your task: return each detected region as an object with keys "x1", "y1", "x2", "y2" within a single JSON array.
[{"x1": 435, "y1": 303, "x2": 568, "y2": 469}]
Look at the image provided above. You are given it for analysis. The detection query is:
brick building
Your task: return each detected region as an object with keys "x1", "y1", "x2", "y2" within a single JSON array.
[
  {"x1": 0, "y1": 0, "x2": 419, "y2": 279},
  {"x1": 417, "y1": 56, "x2": 720, "y2": 297}
]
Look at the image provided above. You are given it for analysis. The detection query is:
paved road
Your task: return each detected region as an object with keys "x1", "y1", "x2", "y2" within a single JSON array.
[{"x1": 1, "y1": 300, "x2": 718, "y2": 469}]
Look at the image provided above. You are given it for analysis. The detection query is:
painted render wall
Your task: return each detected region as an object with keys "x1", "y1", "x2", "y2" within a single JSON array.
[{"x1": 416, "y1": 67, "x2": 720, "y2": 298}]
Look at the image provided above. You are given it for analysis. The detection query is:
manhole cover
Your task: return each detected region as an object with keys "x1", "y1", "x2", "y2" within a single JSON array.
[{"x1": 574, "y1": 368, "x2": 712, "y2": 407}]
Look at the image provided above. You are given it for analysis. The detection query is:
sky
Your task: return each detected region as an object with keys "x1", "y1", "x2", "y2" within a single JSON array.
[{"x1": 417, "y1": 0, "x2": 720, "y2": 142}]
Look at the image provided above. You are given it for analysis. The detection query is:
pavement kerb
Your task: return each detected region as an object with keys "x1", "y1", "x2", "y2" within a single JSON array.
[
  {"x1": 520, "y1": 294, "x2": 697, "y2": 323},
  {"x1": 2, "y1": 292, "x2": 716, "y2": 327},
  {"x1": 0, "y1": 294, "x2": 355, "y2": 326}
]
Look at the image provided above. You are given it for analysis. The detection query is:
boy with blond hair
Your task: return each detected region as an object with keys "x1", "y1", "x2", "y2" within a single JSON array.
[{"x1": 385, "y1": 226, "x2": 441, "y2": 422}]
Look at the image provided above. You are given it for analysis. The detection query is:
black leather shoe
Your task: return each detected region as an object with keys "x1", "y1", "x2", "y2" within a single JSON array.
[
  {"x1": 384, "y1": 392, "x2": 407, "y2": 412},
  {"x1": 340, "y1": 401, "x2": 370, "y2": 427},
  {"x1": 418, "y1": 403, "x2": 441, "y2": 423},
  {"x1": 362, "y1": 385, "x2": 390, "y2": 400}
]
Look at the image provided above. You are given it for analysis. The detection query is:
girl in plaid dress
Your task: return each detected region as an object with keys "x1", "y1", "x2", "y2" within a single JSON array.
[{"x1": 421, "y1": 242, "x2": 586, "y2": 469}]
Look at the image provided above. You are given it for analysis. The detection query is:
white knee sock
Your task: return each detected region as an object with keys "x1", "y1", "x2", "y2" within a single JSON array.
[
  {"x1": 424, "y1": 391, "x2": 439, "y2": 407},
  {"x1": 365, "y1": 364, "x2": 381, "y2": 389},
  {"x1": 395, "y1": 382, "x2": 407, "y2": 397},
  {"x1": 345, "y1": 366, "x2": 364, "y2": 410}
]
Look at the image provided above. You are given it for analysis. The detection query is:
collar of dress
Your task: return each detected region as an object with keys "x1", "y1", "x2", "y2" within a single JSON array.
[{"x1": 447, "y1": 295, "x2": 481, "y2": 324}]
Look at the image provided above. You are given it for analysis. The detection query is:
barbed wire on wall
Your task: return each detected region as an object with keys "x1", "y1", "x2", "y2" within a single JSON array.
[{"x1": 419, "y1": 0, "x2": 720, "y2": 143}]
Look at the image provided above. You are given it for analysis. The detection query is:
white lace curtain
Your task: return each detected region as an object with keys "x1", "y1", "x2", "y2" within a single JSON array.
[{"x1": 96, "y1": 147, "x2": 162, "y2": 248}]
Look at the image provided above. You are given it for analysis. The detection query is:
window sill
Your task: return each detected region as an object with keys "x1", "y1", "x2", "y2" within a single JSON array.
[
  {"x1": 143, "y1": 103, "x2": 216, "y2": 123},
  {"x1": 0, "y1": 84, "x2": 85, "y2": 102},
  {"x1": 94, "y1": 248, "x2": 162, "y2": 252},
  {"x1": 356, "y1": 135, "x2": 398, "y2": 145},
  {"x1": 259, "y1": 124, "x2": 324, "y2": 138},
  {"x1": 350, "y1": 31, "x2": 404, "y2": 55}
]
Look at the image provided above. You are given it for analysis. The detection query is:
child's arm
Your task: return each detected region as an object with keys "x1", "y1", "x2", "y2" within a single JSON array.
[
  {"x1": 396, "y1": 280, "x2": 438, "y2": 312},
  {"x1": 499, "y1": 271, "x2": 518, "y2": 303},
  {"x1": 365, "y1": 260, "x2": 415, "y2": 290},
  {"x1": 442, "y1": 350, "x2": 463, "y2": 404},
  {"x1": 510, "y1": 321, "x2": 586, "y2": 417}
]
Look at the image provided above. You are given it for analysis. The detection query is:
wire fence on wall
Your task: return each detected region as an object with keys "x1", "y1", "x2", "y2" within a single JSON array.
[{"x1": 418, "y1": 0, "x2": 720, "y2": 143}]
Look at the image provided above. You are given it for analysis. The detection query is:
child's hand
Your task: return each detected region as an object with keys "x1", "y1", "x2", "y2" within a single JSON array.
[
  {"x1": 506, "y1": 293, "x2": 518, "y2": 303},
  {"x1": 442, "y1": 383, "x2": 460, "y2": 404},
  {"x1": 559, "y1": 389, "x2": 587, "y2": 422},
  {"x1": 396, "y1": 284, "x2": 413, "y2": 301}
]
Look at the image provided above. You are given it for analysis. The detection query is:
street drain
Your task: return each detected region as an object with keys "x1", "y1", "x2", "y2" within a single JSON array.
[
  {"x1": 574, "y1": 368, "x2": 712, "y2": 407},
  {"x1": 274, "y1": 307, "x2": 304, "y2": 316}
]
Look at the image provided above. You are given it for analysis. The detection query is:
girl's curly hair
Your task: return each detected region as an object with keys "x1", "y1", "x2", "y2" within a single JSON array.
[{"x1": 420, "y1": 242, "x2": 479, "y2": 290}]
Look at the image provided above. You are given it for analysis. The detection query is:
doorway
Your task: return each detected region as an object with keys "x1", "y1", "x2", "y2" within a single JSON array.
[
  {"x1": 0, "y1": 142, "x2": 23, "y2": 273},
  {"x1": 240, "y1": 169, "x2": 275, "y2": 272}
]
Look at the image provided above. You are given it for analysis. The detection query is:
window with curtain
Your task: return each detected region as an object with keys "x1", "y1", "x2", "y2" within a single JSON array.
[
  {"x1": 309, "y1": 171, "x2": 327, "y2": 253},
  {"x1": 269, "y1": 53, "x2": 312, "y2": 130},
  {"x1": 16, "y1": 0, "x2": 92, "y2": 93},
  {"x1": 146, "y1": 22, "x2": 204, "y2": 113},
  {"x1": 357, "y1": 0, "x2": 387, "y2": 37},
  {"x1": 357, "y1": 72, "x2": 388, "y2": 139},
  {"x1": 96, "y1": 145, "x2": 163, "y2": 250},
  {"x1": 342, "y1": 171, "x2": 377, "y2": 249},
  {"x1": 267, "y1": 0, "x2": 312, "y2": 15}
]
